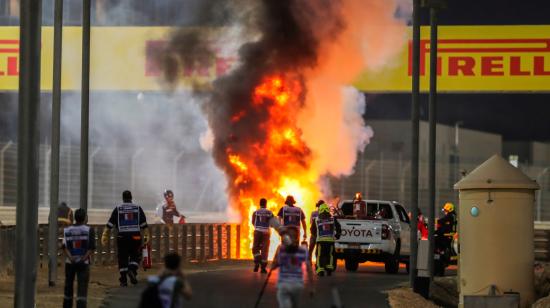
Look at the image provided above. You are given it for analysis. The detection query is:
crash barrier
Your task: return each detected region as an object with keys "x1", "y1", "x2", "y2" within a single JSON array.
[
  {"x1": 0, "y1": 223, "x2": 242, "y2": 273},
  {"x1": 534, "y1": 225, "x2": 550, "y2": 262}
]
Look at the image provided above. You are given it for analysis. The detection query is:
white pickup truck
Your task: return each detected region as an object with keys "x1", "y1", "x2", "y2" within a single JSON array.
[{"x1": 334, "y1": 200, "x2": 411, "y2": 274}]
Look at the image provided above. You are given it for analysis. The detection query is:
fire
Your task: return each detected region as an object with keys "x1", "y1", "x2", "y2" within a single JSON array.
[
  {"x1": 227, "y1": 74, "x2": 321, "y2": 259},
  {"x1": 228, "y1": 154, "x2": 248, "y2": 172}
]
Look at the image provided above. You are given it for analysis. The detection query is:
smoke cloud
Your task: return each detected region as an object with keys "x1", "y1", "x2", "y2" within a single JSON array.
[
  {"x1": 158, "y1": 0, "x2": 408, "y2": 221},
  {"x1": 53, "y1": 91, "x2": 228, "y2": 213}
]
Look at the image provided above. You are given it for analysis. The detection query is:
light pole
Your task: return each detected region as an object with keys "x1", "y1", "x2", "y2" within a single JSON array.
[
  {"x1": 15, "y1": 0, "x2": 42, "y2": 306},
  {"x1": 423, "y1": 0, "x2": 446, "y2": 281},
  {"x1": 80, "y1": 0, "x2": 91, "y2": 211},
  {"x1": 409, "y1": 0, "x2": 421, "y2": 289}
]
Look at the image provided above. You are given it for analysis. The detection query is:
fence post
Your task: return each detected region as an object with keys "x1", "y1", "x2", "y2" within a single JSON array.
[
  {"x1": 155, "y1": 225, "x2": 162, "y2": 263},
  {"x1": 191, "y1": 225, "x2": 197, "y2": 261},
  {"x1": 236, "y1": 224, "x2": 240, "y2": 259},
  {"x1": 105, "y1": 227, "x2": 111, "y2": 264},
  {"x1": 95, "y1": 226, "x2": 102, "y2": 265},
  {"x1": 163, "y1": 226, "x2": 170, "y2": 256},
  {"x1": 111, "y1": 229, "x2": 117, "y2": 265},
  {"x1": 0, "y1": 141, "x2": 13, "y2": 207},
  {"x1": 217, "y1": 225, "x2": 223, "y2": 260},
  {"x1": 172, "y1": 224, "x2": 179, "y2": 253},
  {"x1": 200, "y1": 225, "x2": 206, "y2": 262},
  {"x1": 226, "y1": 225, "x2": 231, "y2": 259},
  {"x1": 38, "y1": 226, "x2": 45, "y2": 268},
  {"x1": 181, "y1": 224, "x2": 188, "y2": 262},
  {"x1": 208, "y1": 225, "x2": 214, "y2": 259}
]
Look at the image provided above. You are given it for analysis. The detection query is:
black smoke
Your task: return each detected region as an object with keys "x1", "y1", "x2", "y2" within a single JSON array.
[{"x1": 159, "y1": 0, "x2": 347, "y2": 204}]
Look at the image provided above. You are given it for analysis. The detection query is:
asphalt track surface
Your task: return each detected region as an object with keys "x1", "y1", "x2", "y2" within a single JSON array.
[{"x1": 101, "y1": 262, "x2": 409, "y2": 308}]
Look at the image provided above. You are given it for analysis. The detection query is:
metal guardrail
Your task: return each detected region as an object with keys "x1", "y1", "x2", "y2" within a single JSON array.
[
  {"x1": 3, "y1": 222, "x2": 550, "y2": 273},
  {"x1": 0, "y1": 223, "x2": 242, "y2": 273}
]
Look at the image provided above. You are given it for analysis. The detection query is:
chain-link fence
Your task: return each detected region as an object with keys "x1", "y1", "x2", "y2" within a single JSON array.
[
  {"x1": 0, "y1": 141, "x2": 226, "y2": 212},
  {"x1": 328, "y1": 152, "x2": 550, "y2": 221},
  {"x1": 1, "y1": 141, "x2": 548, "y2": 221}
]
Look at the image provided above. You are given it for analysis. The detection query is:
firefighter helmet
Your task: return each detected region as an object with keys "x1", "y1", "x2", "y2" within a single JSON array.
[{"x1": 443, "y1": 202, "x2": 455, "y2": 213}]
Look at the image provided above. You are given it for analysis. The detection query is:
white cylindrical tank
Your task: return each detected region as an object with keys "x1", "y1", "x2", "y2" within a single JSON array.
[{"x1": 454, "y1": 155, "x2": 539, "y2": 308}]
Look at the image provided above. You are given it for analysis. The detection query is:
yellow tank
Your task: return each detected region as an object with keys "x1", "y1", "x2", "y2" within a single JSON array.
[{"x1": 454, "y1": 155, "x2": 539, "y2": 308}]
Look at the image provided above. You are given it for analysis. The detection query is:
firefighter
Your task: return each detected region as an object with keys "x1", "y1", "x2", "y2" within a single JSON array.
[
  {"x1": 353, "y1": 193, "x2": 367, "y2": 218},
  {"x1": 58, "y1": 202, "x2": 74, "y2": 227},
  {"x1": 251, "y1": 198, "x2": 274, "y2": 273},
  {"x1": 62, "y1": 209, "x2": 95, "y2": 308},
  {"x1": 308, "y1": 200, "x2": 323, "y2": 263},
  {"x1": 435, "y1": 202, "x2": 457, "y2": 265},
  {"x1": 156, "y1": 189, "x2": 185, "y2": 225},
  {"x1": 277, "y1": 195, "x2": 307, "y2": 245},
  {"x1": 101, "y1": 190, "x2": 150, "y2": 286},
  {"x1": 438, "y1": 202, "x2": 457, "y2": 236},
  {"x1": 271, "y1": 233, "x2": 314, "y2": 308},
  {"x1": 311, "y1": 203, "x2": 341, "y2": 276}
]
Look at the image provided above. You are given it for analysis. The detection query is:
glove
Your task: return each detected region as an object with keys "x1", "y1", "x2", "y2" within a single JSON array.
[
  {"x1": 101, "y1": 229, "x2": 110, "y2": 246},
  {"x1": 143, "y1": 228, "x2": 150, "y2": 245}
]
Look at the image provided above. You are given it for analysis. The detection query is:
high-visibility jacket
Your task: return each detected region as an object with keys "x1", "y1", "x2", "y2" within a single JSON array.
[
  {"x1": 278, "y1": 206, "x2": 304, "y2": 228},
  {"x1": 107, "y1": 203, "x2": 148, "y2": 236},
  {"x1": 312, "y1": 215, "x2": 341, "y2": 242},
  {"x1": 316, "y1": 217, "x2": 336, "y2": 242},
  {"x1": 63, "y1": 224, "x2": 96, "y2": 264},
  {"x1": 252, "y1": 208, "x2": 274, "y2": 233}
]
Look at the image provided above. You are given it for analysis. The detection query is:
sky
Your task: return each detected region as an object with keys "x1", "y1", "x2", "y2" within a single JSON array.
[{"x1": 367, "y1": 0, "x2": 550, "y2": 142}]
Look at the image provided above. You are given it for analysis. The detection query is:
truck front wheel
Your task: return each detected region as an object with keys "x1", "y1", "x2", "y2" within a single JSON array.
[
  {"x1": 345, "y1": 258, "x2": 359, "y2": 272},
  {"x1": 385, "y1": 255, "x2": 399, "y2": 274},
  {"x1": 385, "y1": 240, "x2": 401, "y2": 274}
]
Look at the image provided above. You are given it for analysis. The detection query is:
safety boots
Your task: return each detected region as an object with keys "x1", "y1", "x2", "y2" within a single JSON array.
[
  {"x1": 119, "y1": 274, "x2": 128, "y2": 287},
  {"x1": 127, "y1": 269, "x2": 138, "y2": 285}
]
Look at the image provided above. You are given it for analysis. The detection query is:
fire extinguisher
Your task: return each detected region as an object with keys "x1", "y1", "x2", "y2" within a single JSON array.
[
  {"x1": 142, "y1": 243, "x2": 152, "y2": 270},
  {"x1": 178, "y1": 215, "x2": 186, "y2": 224}
]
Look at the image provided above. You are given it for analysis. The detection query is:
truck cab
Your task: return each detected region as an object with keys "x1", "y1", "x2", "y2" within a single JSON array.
[{"x1": 334, "y1": 200, "x2": 411, "y2": 273}]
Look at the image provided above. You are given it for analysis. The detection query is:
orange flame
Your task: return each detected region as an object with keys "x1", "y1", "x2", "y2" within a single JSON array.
[{"x1": 227, "y1": 74, "x2": 321, "y2": 259}]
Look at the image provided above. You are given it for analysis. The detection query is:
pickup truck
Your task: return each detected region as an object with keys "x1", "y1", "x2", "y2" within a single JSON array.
[{"x1": 334, "y1": 200, "x2": 411, "y2": 274}]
